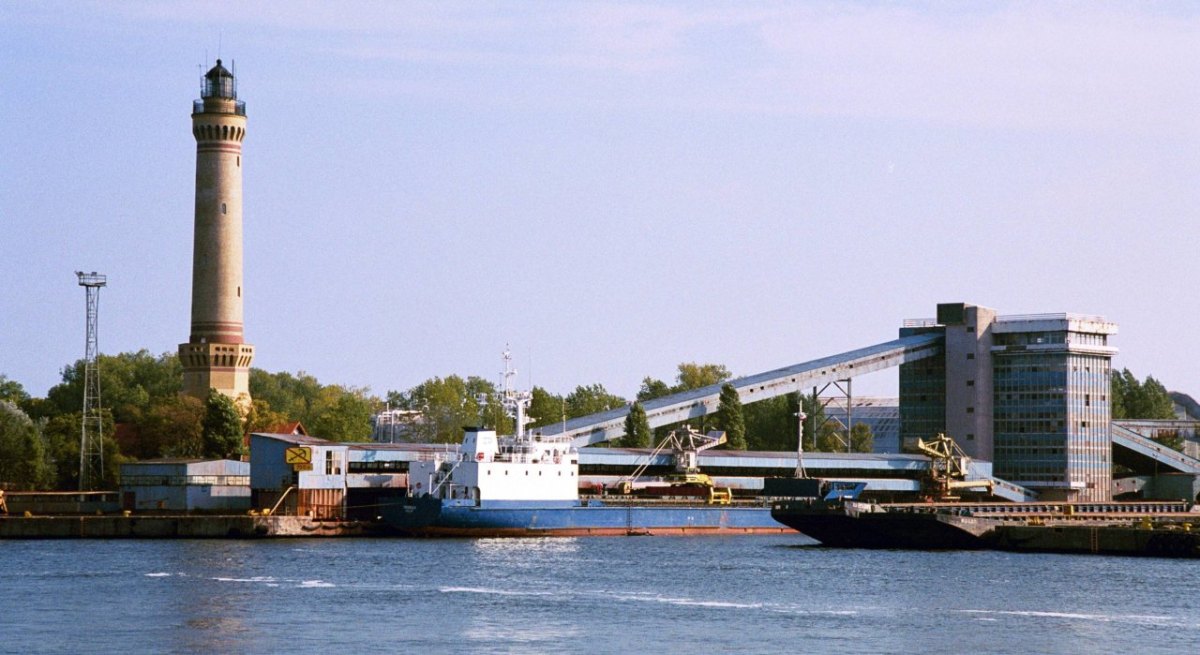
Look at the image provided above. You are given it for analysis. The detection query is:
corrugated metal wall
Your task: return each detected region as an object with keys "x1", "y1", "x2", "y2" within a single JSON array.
[{"x1": 298, "y1": 488, "x2": 344, "y2": 519}]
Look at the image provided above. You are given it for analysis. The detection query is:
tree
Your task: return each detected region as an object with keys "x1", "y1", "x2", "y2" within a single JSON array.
[
  {"x1": 41, "y1": 413, "x2": 82, "y2": 489},
  {"x1": 815, "y1": 421, "x2": 846, "y2": 452},
  {"x1": 245, "y1": 398, "x2": 290, "y2": 435},
  {"x1": 307, "y1": 386, "x2": 375, "y2": 442},
  {"x1": 46, "y1": 350, "x2": 182, "y2": 423},
  {"x1": 621, "y1": 402, "x2": 652, "y2": 448},
  {"x1": 249, "y1": 369, "x2": 322, "y2": 424},
  {"x1": 1111, "y1": 369, "x2": 1132, "y2": 419},
  {"x1": 202, "y1": 389, "x2": 244, "y2": 459},
  {"x1": 37, "y1": 412, "x2": 121, "y2": 490},
  {"x1": 395, "y1": 375, "x2": 501, "y2": 443},
  {"x1": 637, "y1": 377, "x2": 672, "y2": 402},
  {"x1": 0, "y1": 375, "x2": 30, "y2": 405},
  {"x1": 716, "y1": 383, "x2": 746, "y2": 449},
  {"x1": 249, "y1": 369, "x2": 387, "y2": 440},
  {"x1": 564, "y1": 384, "x2": 626, "y2": 419},
  {"x1": 528, "y1": 386, "x2": 565, "y2": 429},
  {"x1": 850, "y1": 422, "x2": 874, "y2": 453},
  {"x1": 138, "y1": 395, "x2": 204, "y2": 459},
  {"x1": 1111, "y1": 368, "x2": 1176, "y2": 420},
  {"x1": 0, "y1": 400, "x2": 52, "y2": 489},
  {"x1": 743, "y1": 393, "x2": 801, "y2": 451},
  {"x1": 675, "y1": 363, "x2": 731, "y2": 391},
  {"x1": 1138, "y1": 376, "x2": 1177, "y2": 419}
]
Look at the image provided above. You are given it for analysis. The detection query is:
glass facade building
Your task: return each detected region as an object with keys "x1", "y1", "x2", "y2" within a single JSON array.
[
  {"x1": 898, "y1": 329, "x2": 946, "y2": 447},
  {"x1": 901, "y1": 305, "x2": 1118, "y2": 502}
]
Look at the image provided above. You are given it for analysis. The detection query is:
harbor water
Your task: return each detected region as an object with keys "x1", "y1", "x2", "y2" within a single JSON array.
[{"x1": 2, "y1": 534, "x2": 1198, "y2": 654}]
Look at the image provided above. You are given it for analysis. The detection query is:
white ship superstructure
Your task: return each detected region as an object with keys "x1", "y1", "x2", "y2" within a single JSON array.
[{"x1": 408, "y1": 350, "x2": 578, "y2": 507}]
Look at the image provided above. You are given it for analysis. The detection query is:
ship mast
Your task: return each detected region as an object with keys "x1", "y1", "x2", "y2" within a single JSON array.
[{"x1": 501, "y1": 347, "x2": 532, "y2": 439}]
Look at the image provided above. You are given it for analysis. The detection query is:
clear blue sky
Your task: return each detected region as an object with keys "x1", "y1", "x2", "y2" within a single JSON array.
[{"x1": 2, "y1": 2, "x2": 1197, "y2": 401}]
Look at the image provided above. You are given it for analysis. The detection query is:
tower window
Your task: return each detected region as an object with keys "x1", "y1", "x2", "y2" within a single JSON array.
[
  {"x1": 221, "y1": 203, "x2": 227, "y2": 215},
  {"x1": 237, "y1": 286, "x2": 241, "y2": 298}
]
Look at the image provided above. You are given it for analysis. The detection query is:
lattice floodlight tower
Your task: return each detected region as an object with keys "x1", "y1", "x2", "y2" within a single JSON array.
[{"x1": 76, "y1": 270, "x2": 107, "y2": 490}]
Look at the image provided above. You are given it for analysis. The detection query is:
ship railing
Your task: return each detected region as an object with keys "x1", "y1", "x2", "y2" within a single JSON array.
[
  {"x1": 492, "y1": 451, "x2": 571, "y2": 465},
  {"x1": 890, "y1": 500, "x2": 1193, "y2": 518},
  {"x1": 415, "y1": 448, "x2": 461, "y2": 462}
]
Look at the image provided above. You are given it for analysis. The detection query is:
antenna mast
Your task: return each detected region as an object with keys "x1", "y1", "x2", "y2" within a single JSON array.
[
  {"x1": 500, "y1": 347, "x2": 532, "y2": 439},
  {"x1": 76, "y1": 271, "x2": 107, "y2": 490}
]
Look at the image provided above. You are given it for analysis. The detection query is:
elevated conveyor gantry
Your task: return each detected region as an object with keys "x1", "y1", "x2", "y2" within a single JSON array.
[
  {"x1": 533, "y1": 333, "x2": 944, "y2": 447},
  {"x1": 1112, "y1": 423, "x2": 1200, "y2": 475}
]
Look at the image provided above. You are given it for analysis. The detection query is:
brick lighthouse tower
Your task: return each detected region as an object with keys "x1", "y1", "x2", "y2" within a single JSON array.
[{"x1": 179, "y1": 59, "x2": 254, "y2": 405}]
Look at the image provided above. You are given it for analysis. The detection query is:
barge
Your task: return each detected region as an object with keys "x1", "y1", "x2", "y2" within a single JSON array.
[{"x1": 772, "y1": 496, "x2": 1200, "y2": 557}]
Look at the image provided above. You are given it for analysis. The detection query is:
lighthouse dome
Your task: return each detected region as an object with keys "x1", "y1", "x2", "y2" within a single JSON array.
[{"x1": 202, "y1": 59, "x2": 237, "y2": 99}]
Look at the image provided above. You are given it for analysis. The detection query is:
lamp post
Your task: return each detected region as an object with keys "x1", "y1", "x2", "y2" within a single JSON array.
[{"x1": 794, "y1": 399, "x2": 808, "y2": 479}]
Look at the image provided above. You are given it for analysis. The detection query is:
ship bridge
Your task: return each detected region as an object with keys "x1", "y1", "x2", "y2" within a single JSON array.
[{"x1": 533, "y1": 333, "x2": 944, "y2": 447}]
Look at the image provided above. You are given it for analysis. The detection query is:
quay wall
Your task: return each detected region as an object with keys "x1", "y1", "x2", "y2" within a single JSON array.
[{"x1": 0, "y1": 515, "x2": 379, "y2": 539}]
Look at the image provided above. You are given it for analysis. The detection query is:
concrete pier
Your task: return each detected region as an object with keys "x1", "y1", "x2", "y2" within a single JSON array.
[{"x1": 0, "y1": 515, "x2": 381, "y2": 539}]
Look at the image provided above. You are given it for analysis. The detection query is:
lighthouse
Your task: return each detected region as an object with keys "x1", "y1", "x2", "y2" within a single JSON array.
[{"x1": 179, "y1": 59, "x2": 254, "y2": 405}]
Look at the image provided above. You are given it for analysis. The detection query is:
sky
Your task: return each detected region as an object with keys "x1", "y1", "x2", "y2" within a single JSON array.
[{"x1": 1, "y1": 1, "x2": 1197, "y2": 403}]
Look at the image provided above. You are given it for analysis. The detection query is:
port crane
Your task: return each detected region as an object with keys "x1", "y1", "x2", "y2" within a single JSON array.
[
  {"x1": 610, "y1": 425, "x2": 733, "y2": 504},
  {"x1": 916, "y1": 433, "x2": 994, "y2": 500}
]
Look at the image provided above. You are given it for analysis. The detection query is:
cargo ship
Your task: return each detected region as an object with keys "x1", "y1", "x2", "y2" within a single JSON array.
[
  {"x1": 771, "y1": 433, "x2": 1200, "y2": 556},
  {"x1": 380, "y1": 428, "x2": 786, "y2": 536},
  {"x1": 770, "y1": 498, "x2": 998, "y2": 549},
  {"x1": 381, "y1": 352, "x2": 786, "y2": 537},
  {"x1": 772, "y1": 490, "x2": 1200, "y2": 557}
]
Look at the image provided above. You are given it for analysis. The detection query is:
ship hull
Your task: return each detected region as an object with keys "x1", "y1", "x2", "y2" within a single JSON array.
[
  {"x1": 382, "y1": 496, "x2": 788, "y2": 537},
  {"x1": 772, "y1": 498, "x2": 1200, "y2": 556},
  {"x1": 770, "y1": 500, "x2": 997, "y2": 549},
  {"x1": 992, "y1": 524, "x2": 1200, "y2": 558}
]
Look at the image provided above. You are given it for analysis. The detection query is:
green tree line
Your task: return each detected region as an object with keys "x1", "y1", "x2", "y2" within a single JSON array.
[
  {"x1": 0, "y1": 354, "x2": 381, "y2": 490},
  {"x1": 1111, "y1": 368, "x2": 1185, "y2": 451}
]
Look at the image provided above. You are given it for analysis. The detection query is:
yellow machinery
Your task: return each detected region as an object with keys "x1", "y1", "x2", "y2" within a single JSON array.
[
  {"x1": 612, "y1": 426, "x2": 735, "y2": 505},
  {"x1": 916, "y1": 433, "x2": 994, "y2": 500}
]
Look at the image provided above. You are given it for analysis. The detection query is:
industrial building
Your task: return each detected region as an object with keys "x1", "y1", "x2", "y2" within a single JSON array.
[
  {"x1": 118, "y1": 459, "x2": 250, "y2": 512},
  {"x1": 901, "y1": 303, "x2": 1119, "y2": 502}
]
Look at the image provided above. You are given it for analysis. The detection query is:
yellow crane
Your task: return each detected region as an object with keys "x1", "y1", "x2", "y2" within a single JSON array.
[
  {"x1": 916, "y1": 433, "x2": 994, "y2": 500},
  {"x1": 611, "y1": 426, "x2": 733, "y2": 505}
]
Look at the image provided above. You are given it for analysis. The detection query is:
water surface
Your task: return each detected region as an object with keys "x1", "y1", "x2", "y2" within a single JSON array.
[{"x1": 2, "y1": 535, "x2": 1197, "y2": 654}]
